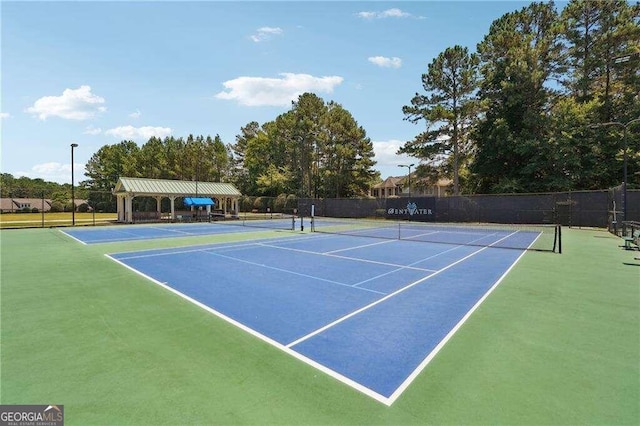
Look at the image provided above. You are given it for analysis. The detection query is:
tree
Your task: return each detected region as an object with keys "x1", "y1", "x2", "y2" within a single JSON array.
[
  {"x1": 231, "y1": 93, "x2": 379, "y2": 198},
  {"x1": 231, "y1": 122, "x2": 264, "y2": 194},
  {"x1": 560, "y1": 0, "x2": 640, "y2": 189},
  {"x1": 138, "y1": 136, "x2": 168, "y2": 179},
  {"x1": 289, "y1": 93, "x2": 327, "y2": 197},
  {"x1": 320, "y1": 101, "x2": 378, "y2": 198},
  {"x1": 84, "y1": 140, "x2": 140, "y2": 192},
  {"x1": 472, "y1": 2, "x2": 564, "y2": 193},
  {"x1": 211, "y1": 135, "x2": 231, "y2": 182},
  {"x1": 561, "y1": 1, "x2": 640, "y2": 114},
  {"x1": 401, "y1": 45, "x2": 480, "y2": 195},
  {"x1": 256, "y1": 164, "x2": 293, "y2": 196}
]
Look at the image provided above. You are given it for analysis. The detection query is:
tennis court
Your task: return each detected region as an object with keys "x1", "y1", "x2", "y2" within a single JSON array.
[
  {"x1": 2, "y1": 224, "x2": 638, "y2": 424},
  {"x1": 106, "y1": 225, "x2": 540, "y2": 405},
  {"x1": 62, "y1": 218, "x2": 298, "y2": 244}
]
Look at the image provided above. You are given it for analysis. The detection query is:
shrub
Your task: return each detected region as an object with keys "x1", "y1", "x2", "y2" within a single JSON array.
[
  {"x1": 240, "y1": 197, "x2": 254, "y2": 212},
  {"x1": 253, "y1": 197, "x2": 270, "y2": 212},
  {"x1": 285, "y1": 194, "x2": 298, "y2": 211},
  {"x1": 274, "y1": 194, "x2": 288, "y2": 213},
  {"x1": 49, "y1": 201, "x2": 64, "y2": 213}
]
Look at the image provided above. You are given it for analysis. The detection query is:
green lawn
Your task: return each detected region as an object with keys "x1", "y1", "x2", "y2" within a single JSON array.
[
  {"x1": 0, "y1": 212, "x2": 117, "y2": 229},
  {"x1": 1, "y1": 226, "x2": 638, "y2": 425}
]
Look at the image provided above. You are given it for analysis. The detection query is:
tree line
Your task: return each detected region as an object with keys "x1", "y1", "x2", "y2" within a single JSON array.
[
  {"x1": 3, "y1": 1, "x2": 638, "y2": 200},
  {"x1": 402, "y1": 0, "x2": 639, "y2": 195},
  {"x1": 79, "y1": 93, "x2": 378, "y2": 199}
]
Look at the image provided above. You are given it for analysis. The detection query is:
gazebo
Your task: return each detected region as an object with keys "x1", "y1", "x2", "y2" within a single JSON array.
[{"x1": 113, "y1": 177, "x2": 242, "y2": 223}]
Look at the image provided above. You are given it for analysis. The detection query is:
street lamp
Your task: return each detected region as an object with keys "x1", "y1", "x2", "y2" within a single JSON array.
[
  {"x1": 398, "y1": 163, "x2": 415, "y2": 200},
  {"x1": 590, "y1": 118, "x2": 640, "y2": 222},
  {"x1": 70, "y1": 143, "x2": 78, "y2": 226}
]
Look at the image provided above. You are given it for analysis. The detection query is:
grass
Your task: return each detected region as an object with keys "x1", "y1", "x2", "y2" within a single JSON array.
[
  {"x1": 0, "y1": 212, "x2": 117, "y2": 229},
  {"x1": 1, "y1": 226, "x2": 638, "y2": 424}
]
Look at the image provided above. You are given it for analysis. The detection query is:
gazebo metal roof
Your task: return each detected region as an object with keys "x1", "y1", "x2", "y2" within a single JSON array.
[{"x1": 113, "y1": 177, "x2": 242, "y2": 197}]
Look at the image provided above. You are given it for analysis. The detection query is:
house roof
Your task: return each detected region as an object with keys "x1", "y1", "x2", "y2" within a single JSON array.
[
  {"x1": 373, "y1": 176, "x2": 452, "y2": 189},
  {"x1": 0, "y1": 199, "x2": 17, "y2": 210},
  {"x1": 113, "y1": 177, "x2": 242, "y2": 197},
  {"x1": 0, "y1": 198, "x2": 52, "y2": 208},
  {"x1": 373, "y1": 176, "x2": 403, "y2": 189}
]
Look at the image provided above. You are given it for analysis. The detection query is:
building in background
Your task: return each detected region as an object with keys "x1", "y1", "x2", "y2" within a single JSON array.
[{"x1": 370, "y1": 176, "x2": 451, "y2": 198}]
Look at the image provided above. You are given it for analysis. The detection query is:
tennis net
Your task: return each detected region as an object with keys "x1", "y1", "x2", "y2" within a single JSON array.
[
  {"x1": 215, "y1": 212, "x2": 297, "y2": 231},
  {"x1": 311, "y1": 217, "x2": 561, "y2": 253}
]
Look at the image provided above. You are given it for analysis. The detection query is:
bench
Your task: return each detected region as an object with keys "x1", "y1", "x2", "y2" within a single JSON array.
[
  {"x1": 623, "y1": 230, "x2": 640, "y2": 250},
  {"x1": 210, "y1": 212, "x2": 226, "y2": 221}
]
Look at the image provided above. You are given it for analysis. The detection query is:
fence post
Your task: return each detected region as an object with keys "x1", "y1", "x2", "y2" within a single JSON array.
[{"x1": 41, "y1": 191, "x2": 45, "y2": 228}]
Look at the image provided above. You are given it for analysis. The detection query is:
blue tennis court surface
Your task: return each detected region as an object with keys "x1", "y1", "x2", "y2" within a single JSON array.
[
  {"x1": 107, "y1": 230, "x2": 535, "y2": 405},
  {"x1": 62, "y1": 222, "x2": 291, "y2": 244}
]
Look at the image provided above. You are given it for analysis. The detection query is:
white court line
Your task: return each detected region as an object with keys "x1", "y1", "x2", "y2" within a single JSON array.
[
  {"x1": 115, "y1": 241, "x2": 262, "y2": 260},
  {"x1": 59, "y1": 229, "x2": 88, "y2": 245},
  {"x1": 104, "y1": 253, "x2": 393, "y2": 406},
  {"x1": 112, "y1": 234, "x2": 323, "y2": 260},
  {"x1": 68, "y1": 228, "x2": 163, "y2": 244},
  {"x1": 324, "y1": 238, "x2": 396, "y2": 254},
  {"x1": 147, "y1": 226, "x2": 194, "y2": 235},
  {"x1": 203, "y1": 251, "x2": 387, "y2": 296},
  {"x1": 387, "y1": 230, "x2": 534, "y2": 405},
  {"x1": 66, "y1": 222, "x2": 273, "y2": 244},
  {"x1": 257, "y1": 242, "x2": 437, "y2": 273},
  {"x1": 351, "y1": 243, "x2": 469, "y2": 288},
  {"x1": 387, "y1": 249, "x2": 527, "y2": 403},
  {"x1": 285, "y1": 231, "x2": 519, "y2": 349},
  {"x1": 402, "y1": 230, "x2": 441, "y2": 240},
  {"x1": 106, "y1": 228, "x2": 532, "y2": 406}
]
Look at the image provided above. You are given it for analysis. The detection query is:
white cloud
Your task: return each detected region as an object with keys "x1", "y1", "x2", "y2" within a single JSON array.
[
  {"x1": 26, "y1": 85, "x2": 106, "y2": 120},
  {"x1": 368, "y1": 56, "x2": 402, "y2": 68},
  {"x1": 129, "y1": 109, "x2": 142, "y2": 119},
  {"x1": 33, "y1": 162, "x2": 72, "y2": 175},
  {"x1": 357, "y1": 8, "x2": 412, "y2": 19},
  {"x1": 372, "y1": 139, "x2": 416, "y2": 173},
  {"x1": 16, "y1": 162, "x2": 87, "y2": 184},
  {"x1": 0, "y1": 112, "x2": 11, "y2": 119},
  {"x1": 250, "y1": 26, "x2": 283, "y2": 42},
  {"x1": 215, "y1": 73, "x2": 344, "y2": 107},
  {"x1": 105, "y1": 125, "x2": 172, "y2": 141},
  {"x1": 83, "y1": 125, "x2": 102, "y2": 135}
]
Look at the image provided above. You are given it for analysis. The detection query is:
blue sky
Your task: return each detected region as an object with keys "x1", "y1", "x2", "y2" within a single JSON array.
[{"x1": 1, "y1": 1, "x2": 539, "y2": 184}]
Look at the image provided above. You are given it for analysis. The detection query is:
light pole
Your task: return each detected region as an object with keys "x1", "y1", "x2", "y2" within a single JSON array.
[
  {"x1": 71, "y1": 143, "x2": 78, "y2": 226},
  {"x1": 590, "y1": 118, "x2": 640, "y2": 222},
  {"x1": 398, "y1": 163, "x2": 415, "y2": 200}
]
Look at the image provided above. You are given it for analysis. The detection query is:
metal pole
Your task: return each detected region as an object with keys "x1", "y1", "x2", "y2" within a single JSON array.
[
  {"x1": 623, "y1": 125, "x2": 628, "y2": 222},
  {"x1": 398, "y1": 163, "x2": 415, "y2": 200},
  {"x1": 71, "y1": 143, "x2": 78, "y2": 226},
  {"x1": 41, "y1": 190, "x2": 45, "y2": 228},
  {"x1": 408, "y1": 164, "x2": 412, "y2": 201},
  {"x1": 589, "y1": 118, "x2": 640, "y2": 223}
]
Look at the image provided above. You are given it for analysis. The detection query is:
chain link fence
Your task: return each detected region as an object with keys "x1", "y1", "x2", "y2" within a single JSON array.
[
  {"x1": 300, "y1": 189, "x2": 640, "y2": 229},
  {"x1": 2, "y1": 188, "x2": 637, "y2": 230}
]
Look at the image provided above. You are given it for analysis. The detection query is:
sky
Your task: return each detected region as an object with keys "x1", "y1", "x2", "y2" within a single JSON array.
[{"x1": 1, "y1": 0, "x2": 540, "y2": 185}]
